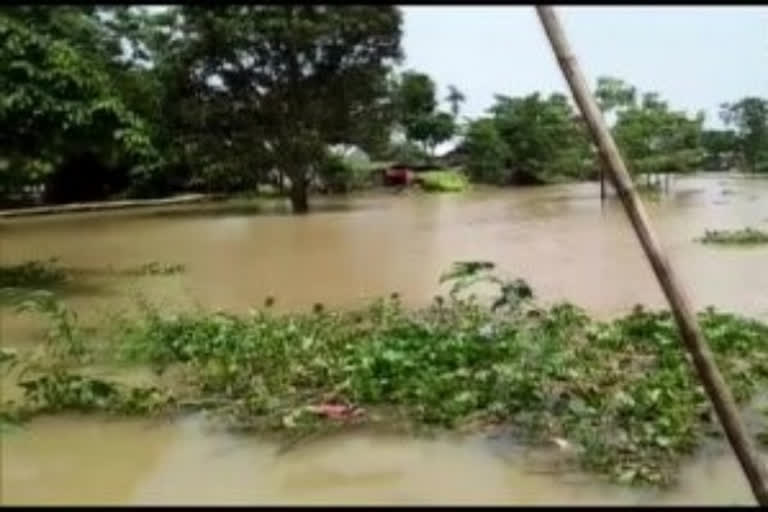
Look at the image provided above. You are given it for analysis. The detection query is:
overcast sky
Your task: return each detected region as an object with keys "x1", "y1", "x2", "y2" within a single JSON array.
[{"x1": 401, "y1": 6, "x2": 767, "y2": 129}]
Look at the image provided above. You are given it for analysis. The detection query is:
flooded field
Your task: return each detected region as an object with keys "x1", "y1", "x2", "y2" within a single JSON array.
[
  {"x1": 3, "y1": 174, "x2": 768, "y2": 342},
  {"x1": 2, "y1": 173, "x2": 768, "y2": 504}
]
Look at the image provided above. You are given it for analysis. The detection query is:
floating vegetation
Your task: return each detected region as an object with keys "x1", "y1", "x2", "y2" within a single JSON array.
[
  {"x1": 6, "y1": 372, "x2": 172, "y2": 420},
  {"x1": 0, "y1": 259, "x2": 186, "y2": 308},
  {"x1": 0, "y1": 259, "x2": 69, "y2": 288},
  {"x1": 69, "y1": 261, "x2": 187, "y2": 277},
  {"x1": 3, "y1": 262, "x2": 768, "y2": 488},
  {"x1": 126, "y1": 262, "x2": 186, "y2": 276},
  {"x1": 0, "y1": 259, "x2": 185, "y2": 288},
  {"x1": 697, "y1": 228, "x2": 768, "y2": 246}
]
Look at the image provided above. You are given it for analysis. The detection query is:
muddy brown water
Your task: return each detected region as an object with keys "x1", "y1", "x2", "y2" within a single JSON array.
[
  {"x1": 1, "y1": 414, "x2": 761, "y2": 505},
  {"x1": 2, "y1": 173, "x2": 768, "y2": 504}
]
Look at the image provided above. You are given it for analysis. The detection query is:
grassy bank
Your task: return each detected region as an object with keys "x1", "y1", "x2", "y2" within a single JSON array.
[{"x1": 3, "y1": 263, "x2": 768, "y2": 488}]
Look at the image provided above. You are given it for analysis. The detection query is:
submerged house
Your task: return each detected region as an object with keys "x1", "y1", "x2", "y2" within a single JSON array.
[{"x1": 383, "y1": 163, "x2": 415, "y2": 186}]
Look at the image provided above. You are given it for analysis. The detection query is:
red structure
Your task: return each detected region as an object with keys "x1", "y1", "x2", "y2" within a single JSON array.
[{"x1": 383, "y1": 164, "x2": 414, "y2": 186}]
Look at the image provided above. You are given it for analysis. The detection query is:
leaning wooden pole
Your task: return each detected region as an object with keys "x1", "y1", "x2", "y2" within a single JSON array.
[
  {"x1": 600, "y1": 167, "x2": 606, "y2": 201},
  {"x1": 535, "y1": 6, "x2": 768, "y2": 505}
]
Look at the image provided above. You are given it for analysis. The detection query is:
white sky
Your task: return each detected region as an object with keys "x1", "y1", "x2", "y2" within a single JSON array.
[{"x1": 401, "y1": 6, "x2": 767, "y2": 129}]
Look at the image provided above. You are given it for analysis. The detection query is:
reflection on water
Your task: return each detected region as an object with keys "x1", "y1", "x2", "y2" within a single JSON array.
[{"x1": 0, "y1": 415, "x2": 759, "y2": 505}]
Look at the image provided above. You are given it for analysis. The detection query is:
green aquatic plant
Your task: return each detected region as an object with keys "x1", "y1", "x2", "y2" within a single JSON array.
[
  {"x1": 14, "y1": 290, "x2": 85, "y2": 358},
  {"x1": 0, "y1": 259, "x2": 69, "y2": 288},
  {"x1": 4, "y1": 264, "x2": 768, "y2": 488},
  {"x1": 0, "y1": 259, "x2": 188, "y2": 309},
  {"x1": 697, "y1": 228, "x2": 768, "y2": 246},
  {"x1": 0, "y1": 259, "x2": 186, "y2": 308},
  {"x1": 12, "y1": 371, "x2": 171, "y2": 417},
  {"x1": 70, "y1": 261, "x2": 187, "y2": 277},
  {"x1": 128, "y1": 262, "x2": 186, "y2": 276},
  {"x1": 103, "y1": 296, "x2": 768, "y2": 486}
]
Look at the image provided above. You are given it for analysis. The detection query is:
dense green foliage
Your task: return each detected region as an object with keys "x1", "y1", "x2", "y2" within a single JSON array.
[
  {"x1": 461, "y1": 78, "x2": 716, "y2": 186},
  {"x1": 0, "y1": 260, "x2": 69, "y2": 289},
  {"x1": 167, "y1": 6, "x2": 402, "y2": 212},
  {"x1": 0, "y1": 10, "x2": 154, "y2": 203},
  {"x1": 1, "y1": 6, "x2": 403, "y2": 211},
  {"x1": 392, "y1": 71, "x2": 457, "y2": 159},
  {"x1": 3, "y1": 7, "x2": 767, "y2": 212},
  {"x1": 462, "y1": 119, "x2": 510, "y2": 184},
  {"x1": 316, "y1": 153, "x2": 378, "y2": 193},
  {"x1": 415, "y1": 169, "x2": 468, "y2": 192},
  {"x1": 597, "y1": 79, "x2": 706, "y2": 178},
  {"x1": 701, "y1": 129, "x2": 739, "y2": 170},
  {"x1": 5, "y1": 264, "x2": 768, "y2": 488},
  {"x1": 464, "y1": 93, "x2": 593, "y2": 185},
  {"x1": 720, "y1": 98, "x2": 768, "y2": 173}
]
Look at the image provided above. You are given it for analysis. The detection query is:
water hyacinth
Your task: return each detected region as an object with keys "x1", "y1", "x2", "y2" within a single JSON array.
[{"x1": 3, "y1": 263, "x2": 768, "y2": 488}]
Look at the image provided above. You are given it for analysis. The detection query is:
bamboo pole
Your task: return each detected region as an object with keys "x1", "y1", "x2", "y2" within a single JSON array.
[
  {"x1": 535, "y1": 6, "x2": 768, "y2": 505},
  {"x1": 600, "y1": 166, "x2": 606, "y2": 201}
]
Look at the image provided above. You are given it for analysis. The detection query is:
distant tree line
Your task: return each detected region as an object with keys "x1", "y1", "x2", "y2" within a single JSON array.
[{"x1": 2, "y1": 7, "x2": 766, "y2": 212}]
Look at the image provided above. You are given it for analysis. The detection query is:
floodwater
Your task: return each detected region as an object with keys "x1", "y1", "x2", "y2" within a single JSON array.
[
  {"x1": 0, "y1": 415, "x2": 761, "y2": 505},
  {"x1": 2, "y1": 173, "x2": 768, "y2": 504},
  {"x1": 3, "y1": 174, "x2": 768, "y2": 328}
]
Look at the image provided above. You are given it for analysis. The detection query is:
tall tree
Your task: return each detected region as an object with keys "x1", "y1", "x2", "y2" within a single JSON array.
[
  {"x1": 701, "y1": 129, "x2": 739, "y2": 170},
  {"x1": 407, "y1": 111, "x2": 455, "y2": 158},
  {"x1": 613, "y1": 91, "x2": 704, "y2": 177},
  {"x1": 395, "y1": 71, "x2": 437, "y2": 120},
  {"x1": 445, "y1": 84, "x2": 466, "y2": 118},
  {"x1": 164, "y1": 6, "x2": 403, "y2": 212},
  {"x1": 720, "y1": 97, "x2": 768, "y2": 173},
  {"x1": 595, "y1": 76, "x2": 636, "y2": 117},
  {"x1": 463, "y1": 118, "x2": 509, "y2": 184},
  {"x1": 485, "y1": 92, "x2": 593, "y2": 183},
  {"x1": 392, "y1": 70, "x2": 455, "y2": 159}
]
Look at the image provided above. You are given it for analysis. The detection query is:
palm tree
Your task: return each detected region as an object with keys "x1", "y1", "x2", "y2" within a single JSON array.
[{"x1": 445, "y1": 85, "x2": 466, "y2": 118}]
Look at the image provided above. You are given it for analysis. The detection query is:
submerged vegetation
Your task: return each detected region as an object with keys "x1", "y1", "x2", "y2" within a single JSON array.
[
  {"x1": 0, "y1": 259, "x2": 186, "y2": 308},
  {"x1": 3, "y1": 7, "x2": 767, "y2": 213},
  {"x1": 0, "y1": 259, "x2": 185, "y2": 290},
  {"x1": 4, "y1": 262, "x2": 768, "y2": 488},
  {"x1": 698, "y1": 228, "x2": 768, "y2": 246},
  {"x1": 0, "y1": 259, "x2": 69, "y2": 288}
]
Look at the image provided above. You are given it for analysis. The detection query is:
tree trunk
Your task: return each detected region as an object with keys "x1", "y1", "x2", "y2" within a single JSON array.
[{"x1": 289, "y1": 178, "x2": 309, "y2": 214}]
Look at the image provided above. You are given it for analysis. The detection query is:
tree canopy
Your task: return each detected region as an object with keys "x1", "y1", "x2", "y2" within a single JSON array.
[
  {"x1": 0, "y1": 11, "x2": 153, "y2": 202},
  {"x1": 463, "y1": 92, "x2": 593, "y2": 185},
  {"x1": 720, "y1": 97, "x2": 768, "y2": 173},
  {"x1": 2, "y1": 7, "x2": 767, "y2": 211},
  {"x1": 392, "y1": 70, "x2": 456, "y2": 160},
  {"x1": 162, "y1": 6, "x2": 402, "y2": 211},
  {"x1": 613, "y1": 96, "x2": 704, "y2": 176}
]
